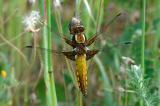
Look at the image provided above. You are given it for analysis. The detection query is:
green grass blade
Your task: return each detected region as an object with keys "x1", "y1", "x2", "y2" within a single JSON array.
[
  {"x1": 141, "y1": 0, "x2": 146, "y2": 106},
  {"x1": 41, "y1": 0, "x2": 58, "y2": 106}
]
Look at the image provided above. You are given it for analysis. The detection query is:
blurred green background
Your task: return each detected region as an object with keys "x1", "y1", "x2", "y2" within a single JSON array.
[{"x1": 0, "y1": 0, "x2": 160, "y2": 106}]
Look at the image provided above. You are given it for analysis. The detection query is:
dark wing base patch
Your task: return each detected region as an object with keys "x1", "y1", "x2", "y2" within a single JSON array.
[
  {"x1": 86, "y1": 50, "x2": 99, "y2": 60},
  {"x1": 62, "y1": 51, "x2": 76, "y2": 61}
]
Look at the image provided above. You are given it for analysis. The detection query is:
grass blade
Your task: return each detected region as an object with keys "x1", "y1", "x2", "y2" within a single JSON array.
[{"x1": 41, "y1": 0, "x2": 58, "y2": 106}]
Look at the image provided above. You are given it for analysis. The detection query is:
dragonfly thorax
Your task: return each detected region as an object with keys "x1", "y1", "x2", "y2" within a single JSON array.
[
  {"x1": 74, "y1": 44, "x2": 87, "y2": 55},
  {"x1": 75, "y1": 34, "x2": 85, "y2": 43}
]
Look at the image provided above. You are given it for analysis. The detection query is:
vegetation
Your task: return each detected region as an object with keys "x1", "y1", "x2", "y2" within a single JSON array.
[{"x1": 0, "y1": 0, "x2": 159, "y2": 106}]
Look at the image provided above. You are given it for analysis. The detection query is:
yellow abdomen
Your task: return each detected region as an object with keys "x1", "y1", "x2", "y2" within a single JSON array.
[{"x1": 75, "y1": 54, "x2": 87, "y2": 95}]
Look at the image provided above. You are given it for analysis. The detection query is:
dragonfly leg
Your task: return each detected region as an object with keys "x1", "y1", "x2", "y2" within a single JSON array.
[
  {"x1": 62, "y1": 51, "x2": 76, "y2": 61},
  {"x1": 85, "y1": 35, "x2": 98, "y2": 46},
  {"x1": 64, "y1": 37, "x2": 76, "y2": 47},
  {"x1": 86, "y1": 50, "x2": 99, "y2": 60}
]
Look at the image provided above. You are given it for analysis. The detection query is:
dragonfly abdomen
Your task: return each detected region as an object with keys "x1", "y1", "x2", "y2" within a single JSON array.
[{"x1": 75, "y1": 54, "x2": 87, "y2": 96}]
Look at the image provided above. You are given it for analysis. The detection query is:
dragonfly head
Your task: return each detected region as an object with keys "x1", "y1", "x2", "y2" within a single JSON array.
[{"x1": 69, "y1": 17, "x2": 85, "y2": 35}]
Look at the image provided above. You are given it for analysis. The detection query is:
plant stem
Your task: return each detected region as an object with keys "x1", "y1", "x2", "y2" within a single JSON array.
[
  {"x1": 43, "y1": 0, "x2": 57, "y2": 106},
  {"x1": 141, "y1": 0, "x2": 146, "y2": 105},
  {"x1": 94, "y1": 56, "x2": 114, "y2": 106},
  {"x1": 141, "y1": 0, "x2": 146, "y2": 76},
  {"x1": 53, "y1": 1, "x2": 78, "y2": 101},
  {"x1": 155, "y1": 0, "x2": 160, "y2": 100}
]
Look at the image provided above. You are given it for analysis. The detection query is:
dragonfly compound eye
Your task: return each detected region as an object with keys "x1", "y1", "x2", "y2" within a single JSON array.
[
  {"x1": 71, "y1": 17, "x2": 81, "y2": 26},
  {"x1": 69, "y1": 17, "x2": 85, "y2": 34}
]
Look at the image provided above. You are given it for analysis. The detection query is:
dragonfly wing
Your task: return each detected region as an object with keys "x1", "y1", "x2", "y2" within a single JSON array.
[
  {"x1": 63, "y1": 37, "x2": 76, "y2": 48},
  {"x1": 25, "y1": 46, "x2": 78, "y2": 61},
  {"x1": 86, "y1": 35, "x2": 98, "y2": 46},
  {"x1": 62, "y1": 51, "x2": 76, "y2": 61},
  {"x1": 86, "y1": 50, "x2": 99, "y2": 60},
  {"x1": 25, "y1": 46, "x2": 63, "y2": 54}
]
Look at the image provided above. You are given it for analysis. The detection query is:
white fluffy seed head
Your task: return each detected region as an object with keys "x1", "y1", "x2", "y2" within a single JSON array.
[
  {"x1": 131, "y1": 65, "x2": 140, "y2": 71},
  {"x1": 22, "y1": 10, "x2": 41, "y2": 32},
  {"x1": 53, "y1": 0, "x2": 61, "y2": 8},
  {"x1": 28, "y1": 0, "x2": 36, "y2": 4}
]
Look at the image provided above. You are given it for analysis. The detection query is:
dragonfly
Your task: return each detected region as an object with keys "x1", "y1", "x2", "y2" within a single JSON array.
[
  {"x1": 27, "y1": 17, "x2": 99, "y2": 96},
  {"x1": 26, "y1": 13, "x2": 131, "y2": 96}
]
